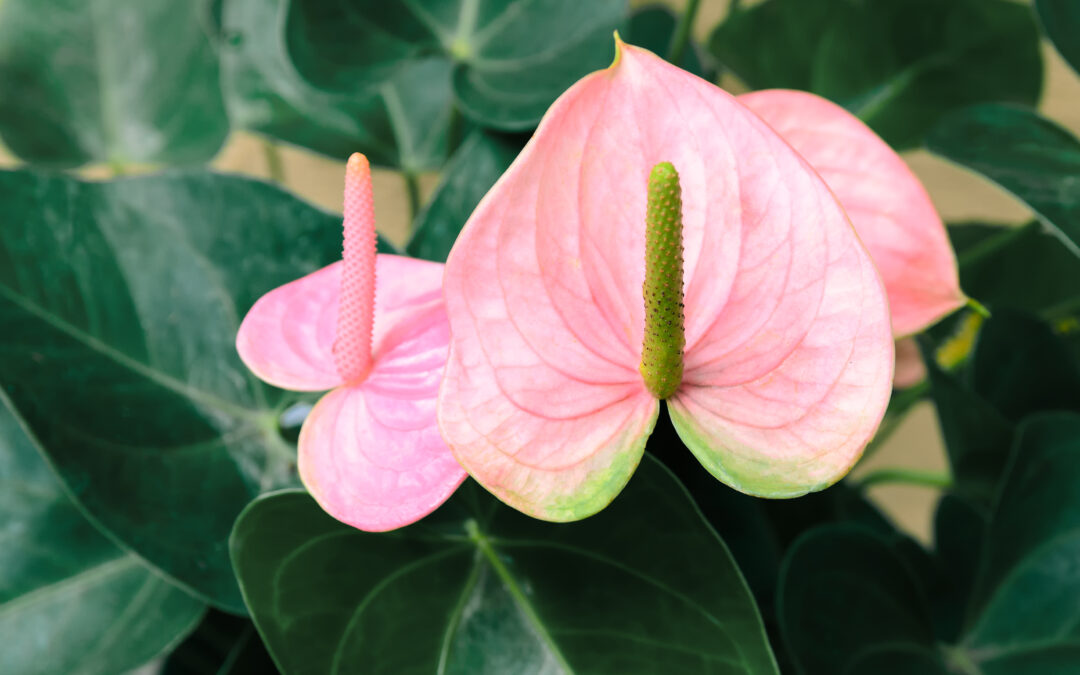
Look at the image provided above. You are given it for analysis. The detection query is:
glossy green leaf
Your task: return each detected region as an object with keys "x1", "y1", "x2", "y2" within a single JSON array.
[
  {"x1": 232, "y1": 456, "x2": 780, "y2": 675},
  {"x1": 710, "y1": 0, "x2": 1042, "y2": 149},
  {"x1": 164, "y1": 610, "x2": 276, "y2": 675},
  {"x1": 962, "y1": 414, "x2": 1080, "y2": 671},
  {"x1": 929, "y1": 105, "x2": 1080, "y2": 257},
  {"x1": 0, "y1": 169, "x2": 365, "y2": 612},
  {"x1": 220, "y1": 0, "x2": 454, "y2": 168},
  {"x1": 971, "y1": 311, "x2": 1080, "y2": 421},
  {"x1": 283, "y1": 0, "x2": 628, "y2": 131},
  {"x1": 0, "y1": 0, "x2": 228, "y2": 168},
  {"x1": 625, "y1": 5, "x2": 711, "y2": 78},
  {"x1": 0, "y1": 393, "x2": 205, "y2": 675},
  {"x1": 1036, "y1": 0, "x2": 1080, "y2": 77},
  {"x1": 777, "y1": 526, "x2": 936, "y2": 675},
  {"x1": 951, "y1": 222, "x2": 1080, "y2": 319},
  {"x1": 406, "y1": 130, "x2": 523, "y2": 262}
]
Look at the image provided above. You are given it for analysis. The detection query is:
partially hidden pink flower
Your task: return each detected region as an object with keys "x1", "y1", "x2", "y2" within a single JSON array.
[
  {"x1": 737, "y1": 90, "x2": 968, "y2": 390},
  {"x1": 737, "y1": 90, "x2": 967, "y2": 340},
  {"x1": 237, "y1": 154, "x2": 466, "y2": 531},
  {"x1": 437, "y1": 40, "x2": 896, "y2": 521}
]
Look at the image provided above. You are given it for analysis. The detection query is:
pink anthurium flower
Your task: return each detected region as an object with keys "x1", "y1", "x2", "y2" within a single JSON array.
[
  {"x1": 237, "y1": 154, "x2": 466, "y2": 531},
  {"x1": 737, "y1": 90, "x2": 968, "y2": 390},
  {"x1": 437, "y1": 39, "x2": 895, "y2": 522}
]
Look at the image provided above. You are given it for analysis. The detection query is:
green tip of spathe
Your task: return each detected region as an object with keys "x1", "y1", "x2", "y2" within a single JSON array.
[{"x1": 639, "y1": 161, "x2": 686, "y2": 400}]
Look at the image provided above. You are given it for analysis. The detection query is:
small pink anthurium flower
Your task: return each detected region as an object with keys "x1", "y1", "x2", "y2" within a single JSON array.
[
  {"x1": 437, "y1": 39, "x2": 896, "y2": 522},
  {"x1": 237, "y1": 154, "x2": 467, "y2": 531},
  {"x1": 735, "y1": 90, "x2": 969, "y2": 389}
]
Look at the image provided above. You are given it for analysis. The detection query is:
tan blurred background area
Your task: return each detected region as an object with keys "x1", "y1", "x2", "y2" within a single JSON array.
[{"x1": 1, "y1": 0, "x2": 1076, "y2": 541}]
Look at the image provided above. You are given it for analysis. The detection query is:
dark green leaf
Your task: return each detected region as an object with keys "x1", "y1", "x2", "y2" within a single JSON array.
[
  {"x1": 777, "y1": 526, "x2": 936, "y2": 675},
  {"x1": 922, "y1": 355, "x2": 1014, "y2": 509},
  {"x1": 283, "y1": 0, "x2": 627, "y2": 131},
  {"x1": 971, "y1": 311, "x2": 1080, "y2": 421},
  {"x1": 406, "y1": 130, "x2": 524, "y2": 262},
  {"x1": 928, "y1": 105, "x2": 1080, "y2": 257},
  {"x1": 930, "y1": 495, "x2": 985, "y2": 643},
  {"x1": 0, "y1": 0, "x2": 228, "y2": 168},
  {"x1": 951, "y1": 222, "x2": 1080, "y2": 320},
  {"x1": 626, "y1": 5, "x2": 711, "y2": 79},
  {"x1": 0, "y1": 169, "x2": 366, "y2": 612},
  {"x1": 220, "y1": 0, "x2": 454, "y2": 168},
  {"x1": 710, "y1": 0, "x2": 1042, "y2": 150},
  {"x1": 846, "y1": 646, "x2": 949, "y2": 675},
  {"x1": 0, "y1": 393, "x2": 205, "y2": 674},
  {"x1": 164, "y1": 610, "x2": 277, "y2": 675},
  {"x1": 1036, "y1": 0, "x2": 1080, "y2": 77},
  {"x1": 232, "y1": 457, "x2": 780, "y2": 675},
  {"x1": 962, "y1": 414, "x2": 1080, "y2": 670}
]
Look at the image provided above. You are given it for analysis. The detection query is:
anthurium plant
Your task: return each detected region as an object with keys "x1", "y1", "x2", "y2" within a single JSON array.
[{"x1": 1, "y1": 1, "x2": 1078, "y2": 674}]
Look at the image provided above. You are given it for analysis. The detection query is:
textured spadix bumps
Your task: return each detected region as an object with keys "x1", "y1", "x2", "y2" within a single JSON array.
[
  {"x1": 437, "y1": 41, "x2": 895, "y2": 521},
  {"x1": 237, "y1": 154, "x2": 466, "y2": 531}
]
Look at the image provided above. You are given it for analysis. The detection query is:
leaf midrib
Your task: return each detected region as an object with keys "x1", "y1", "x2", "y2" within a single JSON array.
[{"x1": 0, "y1": 281, "x2": 262, "y2": 422}]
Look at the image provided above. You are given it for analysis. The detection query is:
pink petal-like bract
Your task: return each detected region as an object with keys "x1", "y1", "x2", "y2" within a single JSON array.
[
  {"x1": 438, "y1": 41, "x2": 894, "y2": 521},
  {"x1": 237, "y1": 154, "x2": 466, "y2": 531},
  {"x1": 738, "y1": 90, "x2": 966, "y2": 337}
]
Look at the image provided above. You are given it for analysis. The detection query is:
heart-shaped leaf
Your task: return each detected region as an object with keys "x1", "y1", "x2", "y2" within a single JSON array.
[
  {"x1": 960, "y1": 413, "x2": 1080, "y2": 670},
  {"x1": 777, "y1": 525, "x2": 936, "y2": 675},
  {"x1": 0, "y1": 394, "x2": 205, "y2": 675},
  {"x1": 231, "y1": 456, "x2": 780, "y2": 675},
  {"x1": 781, "y1": 418, "x2": 1080, "y2": 674},
  {"x1": 1036, "y1": 0, "x2": 1080, "y2": 77},
  {"x1": 220, "y1": 0, "x2": 454, "y2": 168},
  {"x1": 0, "y1": 169, "x2": 373, "y2": 612},
  {"x1": 0, "y1": 0, "x2": 228, "y2": 168},
  {"x1": 282, "y1": 0, "x2": 628, "y2": 132},
  {"x1": 929, "y1": 105, "x2": 1080, "y2": 258},
  {"x1": 406, "y1": 130, "x2": 524, "y2": 262},
  {"x1": 710, "y1": 0, "x2": 1042, "y2": 150}
]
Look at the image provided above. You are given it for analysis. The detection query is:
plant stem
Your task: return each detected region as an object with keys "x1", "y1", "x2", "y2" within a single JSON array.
[
  {"x1": 856, "y1": 467, "x2": 952, "y2": 491},
  {"x1": 966, "y1": 296, "x2": 991, "y2": 318},
  {"x1": 667, "y1": 0, "x2": 702, "y2": 64},
  {"x1": 404, "y1": 171, "x2": 422, "y2": 225},
  {"x1": 261, "y1": 139, "x2": 285, "y2": 185}
]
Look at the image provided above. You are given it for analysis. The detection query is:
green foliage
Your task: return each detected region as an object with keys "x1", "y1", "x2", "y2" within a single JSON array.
[
  {"x1": 0, "y1": 0, "x2": 229, "y2": 168},
  {"x1": 0, "y1": 169, "x2": 388, "y2": 612},
  {"x1": 951, "y1": 222, "x2": 1080, "y2": 320},
  {"x1": 1036, "y1": 0, "x2": 1080, "y2": 76},
  {"x1": 231, "y1": 457, "x2": 779, "y2": 675},
  {"x1": 0, "y1": 395, "x2": 206, "y2": 674},
  {"x1": 281, "y1": 0, "x2": 627, "y2": 131},
  {"x1": 710, "y1": 0, "x2": 1042, "y2": 149},
  {"x1": 407, "y1": 130, "x2": 524, "y2": 262},
  {"x1": 220, "y1": 0, "x2": 456, "y2": 168},
  {"x1": 929, "y1": 105, "x2": 1080, "y2": 258}
]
